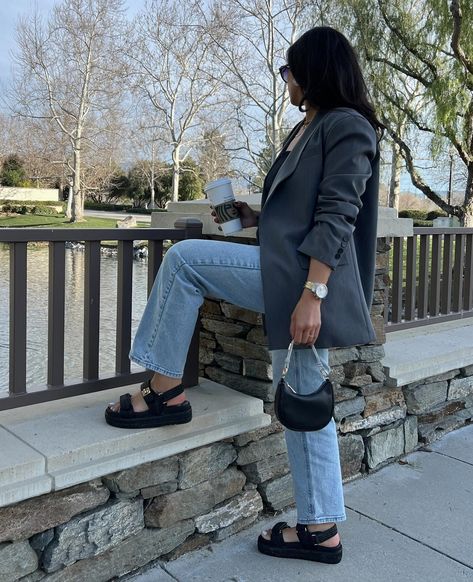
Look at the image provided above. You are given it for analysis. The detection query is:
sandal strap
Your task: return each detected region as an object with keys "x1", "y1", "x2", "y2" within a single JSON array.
[
  {"x1": 119, "y1": 393, "x2": 134, "y2": 417},
  {"x1": 270, "y1": 521, "x2": 290, "y2": 545},
  {"x1": 140, "y1": 380, "x2": 184, "y2": 415},
  {"x1": 296, "y1": 523, "x2": 338, "y2": 547}
]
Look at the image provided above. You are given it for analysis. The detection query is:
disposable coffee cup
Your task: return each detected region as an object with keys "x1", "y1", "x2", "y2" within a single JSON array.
[{"x1": 204, "y1": 178, "x2": 242, "y2": 235}]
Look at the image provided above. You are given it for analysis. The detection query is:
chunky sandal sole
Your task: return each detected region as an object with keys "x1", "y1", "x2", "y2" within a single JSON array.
[
  {"x1": 105, "y1": 403, "x2": 192, "y2": 429},
  {"x1": 257, "y1": 536, "x2": 343, "y2": 564}
]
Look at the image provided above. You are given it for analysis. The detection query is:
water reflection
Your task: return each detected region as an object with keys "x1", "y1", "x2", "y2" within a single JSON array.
[{"x1": 0, "y1": 245, "x2": 149, "y2": 396}]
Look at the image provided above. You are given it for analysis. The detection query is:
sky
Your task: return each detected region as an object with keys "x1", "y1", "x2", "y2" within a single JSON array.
[
  {"x1": 0, "y1": 0, "x2": 143, "y2": 90},
  {"x1": 0, "y1": 1, "x2": 464, "y2": 198}
]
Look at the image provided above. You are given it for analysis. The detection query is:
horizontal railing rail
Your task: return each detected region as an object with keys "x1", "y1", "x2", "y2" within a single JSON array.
[
  {"x1": 0, "y1": 218, "x2": 203, "y2": 411},
  {"x1": 385, "y1": 227, "x2": 473, "y2": 331}
]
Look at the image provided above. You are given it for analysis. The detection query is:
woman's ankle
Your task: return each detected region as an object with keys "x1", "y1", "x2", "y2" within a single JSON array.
[{"x1": 150, "y1": 374, "x2": 186, "y2": 405}]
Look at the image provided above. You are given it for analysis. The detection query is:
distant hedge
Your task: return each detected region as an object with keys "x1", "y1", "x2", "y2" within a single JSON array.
[
  {"x1": 84, "y1": 202, "x2": 166, "y2": 214},
  {"x1": 398, "y1": 209, "x2": 448, "y2": 221},
  {"x1": 0, "y1": 200, "x2": 65, "y2": 215}
]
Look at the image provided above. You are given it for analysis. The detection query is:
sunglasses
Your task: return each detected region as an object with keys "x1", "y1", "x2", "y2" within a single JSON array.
[{"x1": 279, "y1": 64, "x2": 290, "y2": 83}]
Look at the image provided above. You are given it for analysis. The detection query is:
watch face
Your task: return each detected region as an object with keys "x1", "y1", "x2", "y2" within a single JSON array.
[{"x1": 316, "y1": 284, "x2": 328, "y2": 298}]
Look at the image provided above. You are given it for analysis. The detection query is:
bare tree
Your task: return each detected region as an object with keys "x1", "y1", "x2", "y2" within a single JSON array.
[
  {"x1": 128, "y1": 0, "x2": 223, "y2": 203},
  {"x1": 205, "y1": 0, "x2": 308, "y2": 179},
  {"x1": 10, "y1": 0, "x2": 128, "y2": 221}
]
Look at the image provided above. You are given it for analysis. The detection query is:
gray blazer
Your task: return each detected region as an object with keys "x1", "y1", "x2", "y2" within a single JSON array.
[{"x1": 256, "y1": 106, "x2": 381, "y2": 351}]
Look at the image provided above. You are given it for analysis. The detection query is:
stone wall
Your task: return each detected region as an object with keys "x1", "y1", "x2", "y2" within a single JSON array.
[
  {"x1": 2, "y1": 236, "x2": 473, "y2": 581},
  {"x1": 0, "y1": 187, "x2": 59, "y2": 202}
]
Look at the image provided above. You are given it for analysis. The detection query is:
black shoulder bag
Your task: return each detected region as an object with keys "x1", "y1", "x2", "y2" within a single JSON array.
[{"x1": 274, "y1": 340, "x2": 334, "y2": 432}]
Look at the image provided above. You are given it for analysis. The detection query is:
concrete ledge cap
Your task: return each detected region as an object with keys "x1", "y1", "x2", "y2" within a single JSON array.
[
  {"x1": 0, "y1": 378, "x2": 270, "y2": 507},
  {"x1": 154, "y1": 200, "x2": 413, "y2": 239},
  {"x1": 382, "y1": 318, "x2": 473, "y2": 387}
]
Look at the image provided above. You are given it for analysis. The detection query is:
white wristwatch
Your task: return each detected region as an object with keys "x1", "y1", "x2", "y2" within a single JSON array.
[{"x1": 303, "y1": 280, "x2": 328, "y2": 300}]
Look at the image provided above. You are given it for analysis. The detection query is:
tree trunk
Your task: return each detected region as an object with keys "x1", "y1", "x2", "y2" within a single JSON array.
[
  {"x1": 389, "y1": 140, "x2": 402, "y2": 211},
  {"x1": 71, "y1": 141, "x2": 84, "y2": 222},
  {"x1": 463, "y1": 164, "x2": 473, "y2": 227},
  {"x1": 171, "y1": 145, "x2": 180, "y2": 203}
]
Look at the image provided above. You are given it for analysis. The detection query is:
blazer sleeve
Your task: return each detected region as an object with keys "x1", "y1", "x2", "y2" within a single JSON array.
[{"x1": 297, "y1": 114, "x2": 378, "y2": 270}]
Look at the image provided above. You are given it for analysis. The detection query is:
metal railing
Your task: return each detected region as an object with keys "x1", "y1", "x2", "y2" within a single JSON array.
[
  {"x1": 386, "y1": 227, "x2": 473, "y2": 331},
  {"x1": 0, "y1": 218, "x2": 203, "y2": 411}
]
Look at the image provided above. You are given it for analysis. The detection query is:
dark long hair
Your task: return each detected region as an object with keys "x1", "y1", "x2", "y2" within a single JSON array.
[{"x1": 287, "y1": 26, "x2": 384, "y2": 143}]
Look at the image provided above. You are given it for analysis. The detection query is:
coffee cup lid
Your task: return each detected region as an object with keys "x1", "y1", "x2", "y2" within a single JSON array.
[{"x1": 204, "y1": 178, "x2": 232, "y2": 192}]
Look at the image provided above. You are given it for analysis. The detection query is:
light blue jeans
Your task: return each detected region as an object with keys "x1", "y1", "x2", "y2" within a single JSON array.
[{"x1": 129, "y1": 238, "x2": 346, "y2": 524}]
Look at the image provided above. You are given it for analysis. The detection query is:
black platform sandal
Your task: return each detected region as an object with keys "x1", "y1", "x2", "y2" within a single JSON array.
[
  {"x1": 257, "y1": 521, "x2": 342, "y2": 564},
  {"x1": 104, "y1": 380, "x2": 192, "y2": 429}
]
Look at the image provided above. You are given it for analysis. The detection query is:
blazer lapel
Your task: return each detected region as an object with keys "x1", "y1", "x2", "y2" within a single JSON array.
[{"x1": 262, "y1": 109, "x2": 329, "y2": 209}]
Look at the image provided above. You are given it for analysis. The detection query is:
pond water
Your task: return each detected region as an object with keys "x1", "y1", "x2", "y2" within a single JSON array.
[{"x1": 0, "y1": 246, "x2": 150, "y2": 397}]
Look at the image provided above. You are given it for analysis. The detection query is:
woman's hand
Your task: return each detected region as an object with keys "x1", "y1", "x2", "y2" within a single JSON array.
[
  {"x1": 290, "y1": 290, "x2": 322, "y2": 345},
  {"x1": 210, "y1": 201, "x2": 258, "y2": 230}
]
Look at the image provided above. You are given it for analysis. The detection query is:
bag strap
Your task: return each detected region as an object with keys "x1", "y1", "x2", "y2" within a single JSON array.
[{"x1": 281, "y1": 339, "x2": 330, "y2": 381}]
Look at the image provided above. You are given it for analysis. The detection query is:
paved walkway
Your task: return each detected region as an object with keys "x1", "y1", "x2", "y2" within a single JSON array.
[{"x1": 126, "y1": 423, "x2": 473, "y2": 582}]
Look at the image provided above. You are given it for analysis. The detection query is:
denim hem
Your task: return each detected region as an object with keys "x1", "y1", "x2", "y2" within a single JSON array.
[
  {"x1": 129, "y1": 354, "x2": 183, "y2": 378},
  {"x1": 296, "y1": 514, "x2": 347, "y2": 525}
]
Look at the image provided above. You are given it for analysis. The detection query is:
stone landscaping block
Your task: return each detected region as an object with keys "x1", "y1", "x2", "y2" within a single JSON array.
[
  {"x1": 329, "y1": 366, "x2": 346, "y2": 384},
  {"x1": 214, "y1": 334, "x2": 270, "y2": 362},
  {"x1": 201, "y1": 318, "x2": 248, "y2": 336},
  {"x1": 179, "y1": 442, "x2": 237, "y2": 489},
  {"x1": 220, "y1": 303, "x2": 262, "y2": 325},
  {"x1": 103, "y1": 458, "x2": 178, "y2": 494},
  {"x1": 41, "y1": 498, "x2": 144, "y2": 573},
  {"x1": 417, "y1": 400, "x2": 465, "y2": 424},
  {"x1": 236, "y1": 433, "x2": 286, "y2": 466},
  {"x1": 402, "y1": 381, "x2": 448, "y2": 414},
  {"x1": 44, "y1": 520, "x2": 195, "y2": 582},
  {"x1": 0, "y1": 541, "x2": 38, "y2": 581},
  {"x1": 194, "y1": 490, "x2": 263, "y2": 533},
  {"x1": 366, "y1": 424, "x2": 405, "y2": 469},
  {"x1": 240, "y1": 453, "x2": 289, "y2": 484},
  {"x1": 30, "y1": 529, "x2": 54, "y2": 554},
  {"x1": 212, "y1": 513, "x2": 259, "y2": 542},
  {"x1": 140, "y1": 481, "x2": 178, "y2": 499},
  {"x1": 214, "y1": 352, "x2": 242, "y2": 374},
  {"x1": 370, "y1": 303, "x2": 385, "y2": 316},
  {"x1": 344, "y1": 362, "x2": 368, "y2": 378},
  {"x1": 145, "y1": 467, "x2": 246, "y2": 528},
  {"x1": 417, "y1": 415, "x2": 466, "y2": 445},
  {"x1": 328, "y1": 348, "x2": 359, "y2": 366},
  {"x1": 404, "y1": 416, "x2": 418, "y2": 453},
  {"x1": 460, "y1": 365, "x2": 473, "y2": 377},
  {"x1": 205, "y1": 366, "x2": 273, "y2": 401},
  {"x1": 233, "y1": 420, "x2": 283, "y2": 447},
  {"x1": 199, "y1": 347, "x2": 215, "y2": 365},
  {"x1": 334, "y1": 385, "x2": 359, "y2": 402},
  {"x1": 334, "y1": 396, "x2": 365, "y2": 421},
  {"x1": 0, "y1": 482, "x2": 110, "y2": 543},
  {"x1": 346, "y1": 374, "x2": 373, "y2": 388},
  {"x1": 366, "y1": 362, "x2": 386, "y2": 382},
  {"x1": 201, "y1": 299, "x2": 222, "y2": 316},
  {"x1": 358, "y1": 345, "x2": 385, "y2": 362},
  {"x1": 356, "y1": 381, "x2": 385, "y2": 396},
  {"x1": 364, "y1": 388, "x2": 404, "y2": 417},
  {"x1": 421, "y1": 369, "x2": 460, "y2": 383},
  {"x1": 246, "y1": 327, "x2": 267, "y2": 345},
  {"x1": 200, "y1": 336, "x2": 217, "y2": 349},
  {"x1": 448, "y1": 376, "x2": 473, "y2": 400},
  {"x1": 258, "y1": 473, "x2": 294, "y2": 510},
  {"x1": 339, "y1": 405, "x2": 406, "y2": 433},
  {"x1": 242, "y1": 358, "x2": 273, "y2": 381},
  {"x1": 338, "y1": 434, "x2": 364, "y2": 479}
]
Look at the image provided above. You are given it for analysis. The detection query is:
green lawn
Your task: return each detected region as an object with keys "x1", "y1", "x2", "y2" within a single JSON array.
[{"x1": 0, "y1": 214, "x2": 149, "y2": 229}]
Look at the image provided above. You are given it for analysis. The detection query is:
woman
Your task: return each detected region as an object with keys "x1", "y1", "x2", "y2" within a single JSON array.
[{"x1": 105, "y1": 26, "x2": 384, "y2": 565}]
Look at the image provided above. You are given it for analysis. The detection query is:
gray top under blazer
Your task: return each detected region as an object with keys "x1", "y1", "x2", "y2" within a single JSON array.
[{"x1": 256, "y1": 106, "x2": 381, "y2": 351}]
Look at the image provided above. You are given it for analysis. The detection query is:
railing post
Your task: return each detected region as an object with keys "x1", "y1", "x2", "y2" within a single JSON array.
[
  {"x1": 9, "y1": 242, "x2": 27, "y2": 395},
  {"x1": 174, "y1": 218, "x2": 204, "y2": 389}
]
